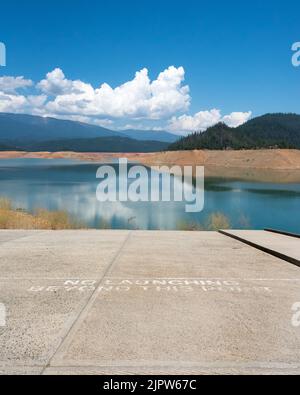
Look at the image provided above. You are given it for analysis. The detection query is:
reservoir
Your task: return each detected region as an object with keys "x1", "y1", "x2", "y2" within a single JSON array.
[{"x1": 0, "y1": 158, "x2": 300, "y2": 232}]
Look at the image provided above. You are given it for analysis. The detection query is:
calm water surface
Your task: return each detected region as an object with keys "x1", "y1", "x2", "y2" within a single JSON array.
[{"x1": 0, "y1": 158, "x2": 300, "y2": 232}]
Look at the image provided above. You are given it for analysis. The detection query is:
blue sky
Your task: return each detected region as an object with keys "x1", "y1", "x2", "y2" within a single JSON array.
[{"x1": 0, "y1": 0, "x2": 299, "y2": 133}]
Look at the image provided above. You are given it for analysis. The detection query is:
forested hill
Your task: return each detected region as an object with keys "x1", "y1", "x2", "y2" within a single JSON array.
[{"x1": 168, "y1": 114, "x2": 300, "y2": 151}]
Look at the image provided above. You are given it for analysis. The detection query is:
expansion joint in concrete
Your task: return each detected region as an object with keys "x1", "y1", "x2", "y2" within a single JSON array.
[{"x1": 41, "y1": 231, "x2": 132, "y2": 374}]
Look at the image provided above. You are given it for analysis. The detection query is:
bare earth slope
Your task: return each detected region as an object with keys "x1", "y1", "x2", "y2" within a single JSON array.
[
  {"x1": 127, "y1": 149, "x2": 300, "y2": 169},
  {"x1": 1, "y1": 149, "x2": 300, "y2": 169}
]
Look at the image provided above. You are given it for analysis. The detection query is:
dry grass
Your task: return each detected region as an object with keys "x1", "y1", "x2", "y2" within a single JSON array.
[
  {"x1": 1, "y1": 197, "x2": 232, "y2": 232},
  {"x1": 0, "y1": 197, "x2": 13, "y2": 211},
  {"x1": 176, "y1": 221, "x2": 204, "y2": 231},
  {"x1": 206, "y1": 212, "x2": 231, "y2": 231},
  {"x1": 0, "y1": 198, "x2": 85, "y2": 230},
  {"x1": 177, "y1": 212, "x2": 231, "y2": 232}
]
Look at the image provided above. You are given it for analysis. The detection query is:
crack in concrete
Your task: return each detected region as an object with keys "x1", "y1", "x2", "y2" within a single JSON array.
[{"x1": 41, "y1": 231, "x2": 132, "y2": 374}]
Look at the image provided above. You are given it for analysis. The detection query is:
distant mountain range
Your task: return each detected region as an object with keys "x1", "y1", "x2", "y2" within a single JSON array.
[
  {"x1": 169, "y1": 114, "x2": 300, "y2": 151},
  {"x1": 0, "y1": 113, "x2": 179, "y2": 154},
  {"x1": 1, "y1": 112, "x2": 300, "y2": 153},
  {"x1": 118, "y1": 128, "x2": 179, "y2": 143},
  {"x1": 13, "y1": 136, "x2": 168, "y2": 153}
]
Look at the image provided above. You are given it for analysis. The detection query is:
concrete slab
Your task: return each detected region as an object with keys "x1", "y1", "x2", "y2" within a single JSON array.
[
  {"x1": 0, "y1": 230, "x2": 300, "y2": 375},
  {"x1": 221, "y1": 230, "x2": 300, "y2": 266},
  {"x1": 0, "y1": 230, "x2": 41, "y2": 244},
  {"x1": 51, "y1": 279, "x2": 300, "y2": 369},
  {"x1": 0, "y1": 230, "x2": 129, "y2": 278},
  {"x1": 107, "y1": 231, "x2": 300, "y2": 279},
  {"x1": 0, "y1": 366, "x2": 43, "y2": 375},
  {"x1": 0, "y1": 278, "x2": 94, "y2": 366},
  {"x1": 42, "y1": 365, "x2": 300, "y2": 375}
]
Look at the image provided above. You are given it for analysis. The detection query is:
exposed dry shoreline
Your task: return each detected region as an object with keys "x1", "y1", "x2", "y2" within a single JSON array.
[
  {"x1": 1, "y1": 149, "x2": 300, "y2": 169},
  {"x1": 127, "y1": 149, "x2": 300, "y2": 169},
  {"x1": 1, "y1": 149, "x2": 300, "y2": 182}
]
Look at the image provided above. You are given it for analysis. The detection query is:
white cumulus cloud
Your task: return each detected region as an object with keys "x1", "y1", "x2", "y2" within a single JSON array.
[
  {"x1": 222, "y1": 111, "x2": 252, "y2": 127},
  {"x1": 0, "y1": 92, "x2": 46, "y2": 113},
  {"x1": 37, "y1": 66, "x2": 190, "y2": 120},
  {"x1": 37, "y1": 68, "x2": 88, "y2": 96},
  {"x1": 0, "y1": 76, "x2": 33, "y2": 94},
  {"x1": 168, "y1": 109, "x2": 222, "y2": 134},
  {"x1": 0, "y1": 66, "x2": 252, "y2": 133},
  {"x1": 168, "y1": 109, "x2": 252, "y2": 134}
]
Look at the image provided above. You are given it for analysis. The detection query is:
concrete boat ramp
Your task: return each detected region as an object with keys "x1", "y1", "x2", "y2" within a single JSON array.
[{"x1": 0, "y1": 229, "x2": 299, "y2": 375}]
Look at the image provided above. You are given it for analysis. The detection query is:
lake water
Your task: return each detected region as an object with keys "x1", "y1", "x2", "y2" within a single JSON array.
[{"x1": 0, "y1": 158, "x2": 300, "y2": 232}]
